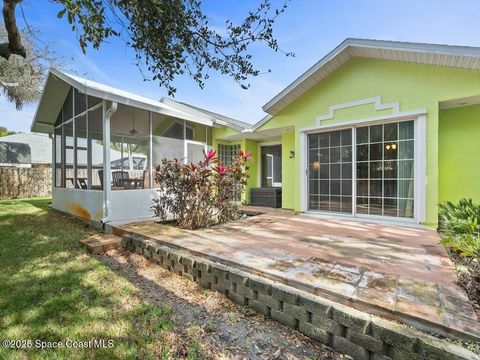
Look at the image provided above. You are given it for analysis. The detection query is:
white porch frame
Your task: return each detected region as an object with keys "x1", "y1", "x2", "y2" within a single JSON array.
[
  {"x1": 299, "y1": 110, "x2": 427, "y2": 224},
  {"x1": 52, "y1": 100, "x2": 211, "y2": 225}
]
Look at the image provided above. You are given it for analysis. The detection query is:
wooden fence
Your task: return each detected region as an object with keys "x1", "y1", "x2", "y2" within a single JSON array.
[{"x1": 0, "y1": 167, "x2": 52, "y2": 200}]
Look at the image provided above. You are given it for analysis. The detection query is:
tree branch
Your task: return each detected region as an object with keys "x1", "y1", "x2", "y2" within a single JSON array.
[{"x1": 1, "y1": 0, "x2": 26, "y2": 60}]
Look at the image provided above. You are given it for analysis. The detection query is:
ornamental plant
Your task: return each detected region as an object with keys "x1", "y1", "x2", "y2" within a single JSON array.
[{"x1": 152, "y1": 149, "x2": 252, "y2": 230}]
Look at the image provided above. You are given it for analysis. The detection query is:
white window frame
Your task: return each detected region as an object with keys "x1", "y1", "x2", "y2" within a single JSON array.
[{"x1": 300, "y1": 111, "x2": 427, "y2": 224}]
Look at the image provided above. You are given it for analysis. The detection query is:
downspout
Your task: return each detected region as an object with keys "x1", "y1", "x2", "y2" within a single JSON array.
[{"x1": 101, "y1": 100, "x2": 118, "y2": 229}]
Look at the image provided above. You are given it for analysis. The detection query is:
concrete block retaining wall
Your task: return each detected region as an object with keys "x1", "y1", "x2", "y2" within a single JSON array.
[{"x1": 122, "y1": 234, "x2": 478, "y2": 360}]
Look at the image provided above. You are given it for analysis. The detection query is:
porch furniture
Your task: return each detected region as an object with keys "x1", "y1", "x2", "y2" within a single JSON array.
[
  {"x1": 112, "y1": 171, "x2": 129, "y2": 187},
  {"x1": 76, "y1": 177, "x2": 87, "y2": 189},
  {"x1": 250, "y1": 187, "x2": 282, "y2": 208}
]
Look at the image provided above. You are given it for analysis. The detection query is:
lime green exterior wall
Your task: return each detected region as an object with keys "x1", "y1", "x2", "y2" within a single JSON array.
[
  {"x1": 281, "y1": 130, "x2": 295, "y2": 210},
  {"x1": 439, "y1": 104, "x2": 480, "y2": 203},
  {"x1": 211, "y1": 128, "x2": 259, "y2": 204},
  {"x1": 256, "y1": 58, "x2": 480, "y2": 226},
  {"x1": 243, "y1": 139, "x2": 259, "y2": 204}
]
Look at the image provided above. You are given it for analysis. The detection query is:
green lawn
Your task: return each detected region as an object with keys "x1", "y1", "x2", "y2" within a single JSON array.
[{"x1": 0, "y1": 198, "x2": 174, "y2": 359}]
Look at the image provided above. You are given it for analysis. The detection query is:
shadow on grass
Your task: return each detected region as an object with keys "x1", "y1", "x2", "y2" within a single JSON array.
[
  {"x1": 0, "y1": 197, "x2": 51, "y2": 209},
  {"x1": 0, "y1": 201, "x2": 173, "y2": 360}
]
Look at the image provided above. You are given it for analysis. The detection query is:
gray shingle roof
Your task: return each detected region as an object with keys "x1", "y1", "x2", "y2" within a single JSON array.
[
  {"x1": 0, "y1": 133, "x2": 51, "y2": 164},
  {"x1": 0, "y1": 141, "x2": 31, "y2": 165}
]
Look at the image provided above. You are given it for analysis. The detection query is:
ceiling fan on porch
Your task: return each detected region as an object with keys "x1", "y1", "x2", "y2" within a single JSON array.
[{"x1": 129, "y1": 108, "x2": 139, "y2": 137}]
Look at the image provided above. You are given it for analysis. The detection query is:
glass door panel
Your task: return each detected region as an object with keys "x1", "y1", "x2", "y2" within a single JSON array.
[
  {"x1": 355, "y1": 120, "x2": 414, "y2": 218},
  {"x1": 308, "y1": 129, "x2": 352, "y2": 213}
]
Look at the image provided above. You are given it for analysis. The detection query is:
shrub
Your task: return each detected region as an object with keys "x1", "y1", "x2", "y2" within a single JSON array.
[
  {"x1": 439, "y1": 198, "x2": 480, "y2": 261},
  {"x1": 152, "y1": 148, "x2": 252, "y2": 230}
]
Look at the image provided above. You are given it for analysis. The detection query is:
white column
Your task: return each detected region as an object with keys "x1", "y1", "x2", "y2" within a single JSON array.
[
  {"x1": 300, "y1": 131, "x2": 307, "y2": 213},
  {"x1": 51, "y1": 132, "x2": 55, "y2": 190},
  {"x1": 72, "y1": 90, "x2": 77, "y2": 189},
  {"x1": 148, "y1": 111, "x2": 153, "y2": 188},
  {"x1": 103, "y1": 101, "x2": 112, "y2": 220}
]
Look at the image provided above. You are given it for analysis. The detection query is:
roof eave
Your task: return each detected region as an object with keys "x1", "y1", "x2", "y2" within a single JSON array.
[{"x1": 262, "y1": 38, "x2": 480, "y2": 116}]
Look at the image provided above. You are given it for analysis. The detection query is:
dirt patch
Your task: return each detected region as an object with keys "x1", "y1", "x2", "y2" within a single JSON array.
[
  {"x1": 446, "y1": 250, "x2": 480, "y2": 319},
  {"x1": 98, "y1": 249, "x2": 342, "y2": 359}
]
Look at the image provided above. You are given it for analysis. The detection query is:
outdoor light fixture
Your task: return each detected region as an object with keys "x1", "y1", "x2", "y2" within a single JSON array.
[
  {"x1": 385, "y1": 143, "x2": 397, "y2": 150},
  {"x1": 313, "y1": 161, "x2": 320, "y2": 169}
]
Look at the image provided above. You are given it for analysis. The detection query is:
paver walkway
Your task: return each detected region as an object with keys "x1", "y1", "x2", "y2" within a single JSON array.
[{"x1": 111, "y1": 208, "x2": 479, "y2": 341}]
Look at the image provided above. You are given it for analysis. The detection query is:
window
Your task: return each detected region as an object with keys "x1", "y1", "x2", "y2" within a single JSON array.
[{"x1": 218, "y1": 144, "x2": 240, "y2": 166}]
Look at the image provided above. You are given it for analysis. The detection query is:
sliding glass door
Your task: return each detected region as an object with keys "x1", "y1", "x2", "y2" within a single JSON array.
[
  {"x1": 356, "y1": 121, "x2": 414, "y2": 218},
  {"x1": 307, "y1": 120, "x2": 415, "y2": 219},
  {"x1": 308, "y1": 129, "x2": 353, "y2": 213}
]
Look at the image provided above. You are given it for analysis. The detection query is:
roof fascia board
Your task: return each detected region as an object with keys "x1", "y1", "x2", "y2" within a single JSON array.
[
  {"x1": 161, "y1": 98, "x2": 248, "y2": 131},
  {"x1": 262, "y1": 38, "x2": 480, "y2": 115},
  {"x1": 262, "y1": 39, "x2": 351, "y2": 114}
]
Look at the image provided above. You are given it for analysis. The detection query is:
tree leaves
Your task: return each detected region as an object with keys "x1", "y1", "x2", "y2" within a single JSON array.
[{"x1": 51, "y1": 0, "x2": 292, "y2": 94}]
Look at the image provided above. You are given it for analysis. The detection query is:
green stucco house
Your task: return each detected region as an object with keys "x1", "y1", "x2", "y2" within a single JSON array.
[{"x1": 32, "y1": 39, "x2": 480, "y2": 227}]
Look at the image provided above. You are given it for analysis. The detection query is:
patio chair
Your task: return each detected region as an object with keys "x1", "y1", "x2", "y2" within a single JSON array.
[
  {"x1": 76, "y1": 178, "x2": 88, "y2": 189},
  {"x1": 112, "y1": 171, "x2": 129, "y2": 187}
]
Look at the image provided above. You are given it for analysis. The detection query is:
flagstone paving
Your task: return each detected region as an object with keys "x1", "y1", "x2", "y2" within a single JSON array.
[{"x1": 111, "y1": 208, "x2": 479, "y2": 341}]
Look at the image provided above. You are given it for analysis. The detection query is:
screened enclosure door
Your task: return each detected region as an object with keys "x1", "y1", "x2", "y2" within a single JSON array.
[
  {"x1": 308, "y1": 129, "x2": 353, "y2": 213},
  {"x1": 261, "y1": 145, "x2": 282, "y2": 187}
]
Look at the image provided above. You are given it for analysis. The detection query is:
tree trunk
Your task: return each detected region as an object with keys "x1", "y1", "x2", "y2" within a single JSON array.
[{"x1": 1, "y1": 0, "x2": 26, "y2": 60}]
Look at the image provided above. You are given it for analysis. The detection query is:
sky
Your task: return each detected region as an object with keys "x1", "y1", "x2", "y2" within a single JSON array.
[{"x1": 2, "y1": 0, "x2": 480, "y2": 133}]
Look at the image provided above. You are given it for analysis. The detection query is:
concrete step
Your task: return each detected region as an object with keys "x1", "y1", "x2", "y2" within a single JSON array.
[{"x1": 79, "y1": 234, "x2": 122, "y2": 254}]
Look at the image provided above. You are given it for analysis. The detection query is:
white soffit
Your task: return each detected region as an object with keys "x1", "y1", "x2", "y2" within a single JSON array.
[{"x1": 263, "y1": 38, "x2": 480, "y2": 115}]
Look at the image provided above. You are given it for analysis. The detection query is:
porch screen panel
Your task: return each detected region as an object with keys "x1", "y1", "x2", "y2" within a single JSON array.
[
  {"x1": 308, "y1": 129, "x2": 352, "y2": 213},
  {"x1": 187, "y1": 143, "x2": 205, "y2": 163},
  {"x1": 64, "y1": 121, "x2": 74, "y2": 188},
  {"x1": 109, "y1": 106, "x2": 150, "y2": 190},
  {"x1": 54, "y1": 126, "x2": 62, "y2": 187},
  {"x1": 75, "y1": 115, "x2": 87, "y2": 189},
  {"x1": 356, "y1": 121, "x2": 414, "y2": 218},
  {"x1": 89, "y1": 107, "x2": 104, "y2": 190},
  {"x1": 152, "y1": 115, "x2": 186, "y2": 188}
]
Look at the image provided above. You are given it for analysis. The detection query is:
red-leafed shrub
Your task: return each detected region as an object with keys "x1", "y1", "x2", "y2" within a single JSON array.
[{"x1": 152, "y1": 149, "x2": 252, "y2": 230}]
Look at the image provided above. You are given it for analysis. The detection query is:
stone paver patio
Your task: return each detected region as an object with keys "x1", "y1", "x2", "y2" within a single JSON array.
[{"x1": 111, "y1": 208, "x2": 479, "y2": 341}]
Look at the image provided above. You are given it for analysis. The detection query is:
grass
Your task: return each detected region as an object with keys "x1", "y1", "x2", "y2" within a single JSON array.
[{"x1": 0, "y1": 198, "x2": 175, "y2": 359}]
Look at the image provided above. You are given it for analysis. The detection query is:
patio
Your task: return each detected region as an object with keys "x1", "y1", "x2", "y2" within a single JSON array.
[{"x1": 111, "y1": 208, "x2": 479, "y2": 341}]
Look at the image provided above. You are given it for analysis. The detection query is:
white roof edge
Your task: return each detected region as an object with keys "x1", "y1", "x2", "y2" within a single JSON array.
[
  {"x1": 42, "y1": 69, "x2": 213, "y2": 126},
  {"x1": 262, "y1": 38, "x2": 480, "y2": 115},
  {"x1": 160, "y1": 97, "x2": 251, "y2": 131},
  {"x1": 30, "y1": 71, "x2": 55, "y2": 133},
  {"x1": 249, "y1": 114, "x2": 273, "y2": 131}
]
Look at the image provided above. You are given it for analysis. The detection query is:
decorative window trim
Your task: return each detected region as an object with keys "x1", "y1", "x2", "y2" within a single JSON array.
[{"x1": 316, "y1": 97, "x2": 401, "y2": 126}]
